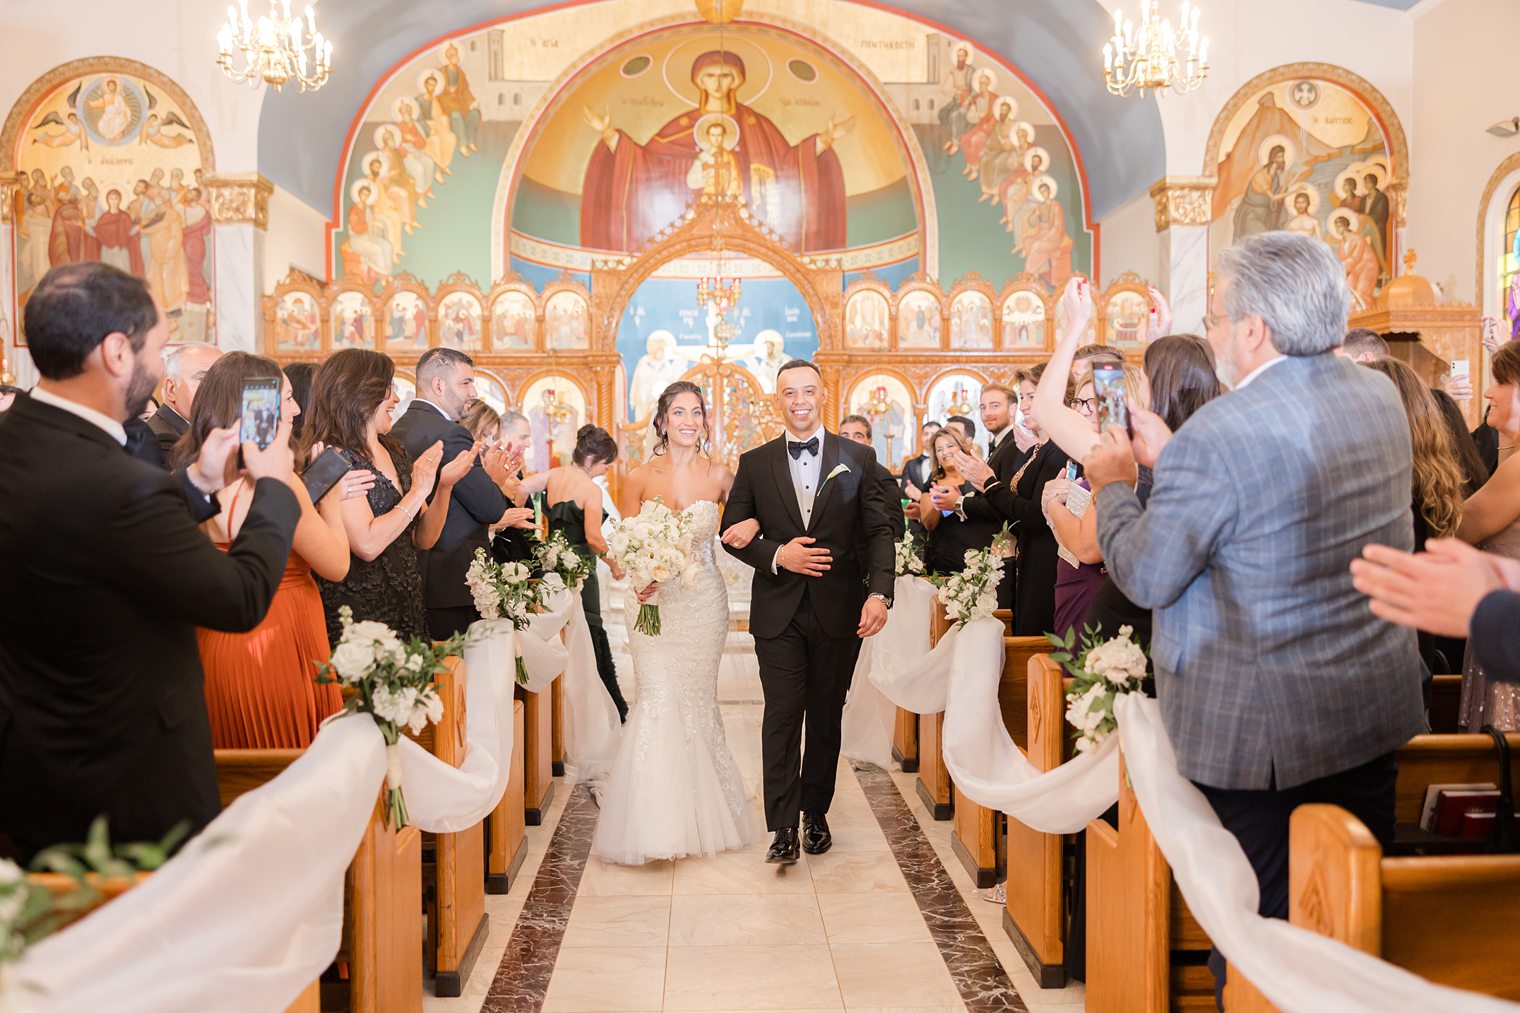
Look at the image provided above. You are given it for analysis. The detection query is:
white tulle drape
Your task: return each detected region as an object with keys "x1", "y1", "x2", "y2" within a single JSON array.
[
  {"x1": 557, "y1": 603, "x2": 622, "y2": 788},
  {"x1": 841, "y1": 576, "x2": 936, "y2": 768},
  {"x1": 15, "y1": 617, "x2": 535, "y2": 1012}
]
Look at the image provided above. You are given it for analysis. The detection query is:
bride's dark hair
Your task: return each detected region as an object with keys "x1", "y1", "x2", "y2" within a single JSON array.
[{"x1": 651, "y1": 380, "x2": 709, "y2": 457}]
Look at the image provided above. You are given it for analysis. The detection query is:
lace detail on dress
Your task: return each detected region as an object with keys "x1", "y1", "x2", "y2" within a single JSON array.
[{"x1": 590, "y1": 501, "x2": 756, "y2": 864}]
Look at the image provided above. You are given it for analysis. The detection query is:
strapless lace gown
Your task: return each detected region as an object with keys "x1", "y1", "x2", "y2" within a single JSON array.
[{"x1": 591, "y1": 501, "x2": 756, "y2": 864}]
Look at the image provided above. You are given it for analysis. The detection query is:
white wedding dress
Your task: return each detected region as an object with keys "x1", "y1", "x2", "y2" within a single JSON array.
[{"x1": 591, "y1": 500, "x2": 757, "y2": 864}]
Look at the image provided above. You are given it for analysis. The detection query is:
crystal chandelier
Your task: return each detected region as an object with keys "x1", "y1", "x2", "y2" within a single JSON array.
[
  {"x1": 218, "y1": 0, "x2": 333, "y2": 93},
  {"x1": 1103, "y1": 0, "x2": 1208, "y2": 98},
  {"x1": 696, "y1": 273, "x2": 743, "y2": 354}
]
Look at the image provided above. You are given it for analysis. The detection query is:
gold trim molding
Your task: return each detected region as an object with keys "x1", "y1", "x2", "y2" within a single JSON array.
[
  {"x1": 1202, "y1": 62, "x2": 1409, "y2": 227},
  {"x1": 1, "y1": 56, "x2": 217, "y2": 174},
  {"x1": 1150, "y1": 176, "x2": 1216, "y2": 231},
  {"x1": 204, "y1": 174, "x2": 274, "y2": 229},
  {"x1": 0, "y1": 172, "x2": 21, "y2": 224},
  {"x1": 1474, "y1": 151, "x2": 1520, "y2": 313}
]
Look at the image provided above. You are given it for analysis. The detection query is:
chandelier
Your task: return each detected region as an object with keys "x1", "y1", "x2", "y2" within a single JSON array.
[
  {"x1": 1103, "y1": 0, "x2": 1208, "y2": 98},
  {"x1": 218, "y1": 0, "x2": 333, "y2": 93},
  {"x1": 696, "y1": 272, "x2": 743, "y2": 356}
]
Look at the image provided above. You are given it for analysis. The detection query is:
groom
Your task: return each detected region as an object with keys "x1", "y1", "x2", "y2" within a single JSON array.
[{"x1": 721, "y1": 360, "x2": 896, "y2": 863}]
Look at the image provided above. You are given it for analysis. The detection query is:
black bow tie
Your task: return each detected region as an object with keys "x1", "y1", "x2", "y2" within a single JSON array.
[{"x1": 788, "y1": 436, "x2": 820, "y2": 459}]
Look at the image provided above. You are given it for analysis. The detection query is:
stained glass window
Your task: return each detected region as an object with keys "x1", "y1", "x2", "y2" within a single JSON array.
[{"x1": 1503, "y1": 186, "x2": 1520, "y2": 340}]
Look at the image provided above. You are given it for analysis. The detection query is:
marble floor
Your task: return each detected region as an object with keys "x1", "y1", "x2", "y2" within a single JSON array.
[{"x1": 424, "y1": 623, "x2": 1086, "y2": 1013}]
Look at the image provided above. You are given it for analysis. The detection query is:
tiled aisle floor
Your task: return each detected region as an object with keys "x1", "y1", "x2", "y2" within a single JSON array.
[{"x1": 425, "y1": 625, "x2": 1086, "y2": 1013}]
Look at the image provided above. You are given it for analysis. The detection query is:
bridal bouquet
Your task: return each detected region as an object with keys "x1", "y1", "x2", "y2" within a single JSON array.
[
  {"x1": 937, "y1": 527, "x2": 1011, "y2": 627},
  {"x1": 318, "y1": 606, "x2": 464, "y2": 828},
  {"x1": 894, "y1": 529, "x2": 924, "y2": 577},
  {"x1": 1049, "y1": 624, "x2": 1149, "y2": 754},
  {"x1": 608, "y1": 499, "x2": 694, "y2": 636},
  {"x1": 466, "y1": 548, "x2": 537, "y2": 683},
  {"x1": 533, "y1": 529, "x2": 594, "y2": 595}
]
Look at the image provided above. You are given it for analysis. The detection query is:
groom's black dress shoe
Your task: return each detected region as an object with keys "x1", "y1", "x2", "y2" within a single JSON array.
[
  {"x1": 766, "y1": 827, "x2": 801, "y2": 864},
  {"x1": 802, "y1": 812, "x2": 832, "y2": 855}
]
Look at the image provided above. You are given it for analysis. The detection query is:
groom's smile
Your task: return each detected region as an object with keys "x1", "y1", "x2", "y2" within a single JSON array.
[{"x1": 775, "y1": 361, "x2": 824, "y2": 437}]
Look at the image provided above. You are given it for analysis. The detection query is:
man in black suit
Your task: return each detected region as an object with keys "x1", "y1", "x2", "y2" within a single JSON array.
[
  {"x1": 391, "y1": 348, "x2": 535, "y2": 639},
  {"x1": 957, "y1": 381, "x2": 1028, "y2": 607},
  {"x1": 900, "y1": 420, "x2": 939, "y2": 501},
  {"x1": 720, "y1": 361, "x2": 895, "y2": 864},
  {"x1": 839, "y1": 414, "x2": 908, "y2": 542},
  {"x1": 146, "y1": 341, "x2": 221, "y2": 458},
  {"x1": 490, "y1": 409, "x2": 543, "y2": 565},
  {"x1": 0, "y1": 264, "x2": 299, "y2": 859}
]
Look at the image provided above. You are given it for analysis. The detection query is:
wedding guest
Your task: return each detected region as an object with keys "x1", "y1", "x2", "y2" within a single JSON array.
[
  {"x1": 391, "y1": 348, "x2": 534, "y2": 640},
  {"x1": 840, "y1": 414, "x2": 908, "y2": 541},
  {"x1": 962, "y1": 382, "x2": 1030, "y2": 607},
  {"x1": 545, "y1": 425, "x2": 628, "y2": 721},
  {"x1": 918, "y1": 426, "x2": 1002, "y2": 575},
  {"x1": 1453, "y1": 341, "x2": 1520, "y2": 729},
  {"x1": 492, "y1": 409, "x2": 543, "y2": 565},
  {"x1": 138, "y1": 395, "x2": 159, "y2": 422},
  {"x1": 461, "y1": 399, "x2": 501, "y2": 443},
  {"x1": 148, "y1": 340, "x2": 220, "y2": 456},
  {"x1": 901, "y1": 420, "x2": 940, "y2": 500},
  {"x1": 1074, "y1": 343, "x2": 1123, "y2": 368},
  {"x1": 1337, "y1": 326, "x2": 1388, "y2": 363},
  {"x1": 0, "y1": 262, "x2": 298, "y2": 858},
  {"x1": 283, "y1": 362, "x2": 315, "y2": 440},
  {"x1": 1085, "y1": 231, "x2": 1424, "y2": 1005},
  {"x1": 173, "y1": 352, "x2": 375, "y2": 748},
  {"x1": 1430, "y1": 388, "x2": 1490, "y2": 493},
  {"x1": 300, "y1": 348, "x2": 474, "y2": 645},
  {"x1": 945, "y1": 414, "x2": 977, "y2": 445}
]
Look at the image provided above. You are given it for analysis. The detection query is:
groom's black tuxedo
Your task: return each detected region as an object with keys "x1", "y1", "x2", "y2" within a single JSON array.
[{"x1": 722, "y1": 431, "x2": 894, "y2": 829}]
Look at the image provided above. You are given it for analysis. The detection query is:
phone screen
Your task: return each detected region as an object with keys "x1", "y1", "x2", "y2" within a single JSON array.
[
  {"x1": 1092, "y1": 365, "x2": 1130, "y2": 437},
  {"x1": 239, "y1": 377, "x2": 281, "y2": 450},
  {"x1": 302, "y1": 446, "x2": 349, "y2": 503},
  {"x1": 1065, "y1": 460, "x2": 1079, "y2": 482}
]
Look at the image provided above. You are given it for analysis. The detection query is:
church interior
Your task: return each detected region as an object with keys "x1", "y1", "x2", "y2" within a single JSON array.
[{"x1": 2, "y1": 0, "x2": 1519, "y2": 1010}]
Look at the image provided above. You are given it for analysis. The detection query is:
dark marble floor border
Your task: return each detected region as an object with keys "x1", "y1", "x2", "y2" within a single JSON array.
[
  {"x1": 855, "y1": 765, "x2": 1030, "y2": 1013},
  {"x1": 481, "y1": 786, "x2": 598, "y2": 1012}
]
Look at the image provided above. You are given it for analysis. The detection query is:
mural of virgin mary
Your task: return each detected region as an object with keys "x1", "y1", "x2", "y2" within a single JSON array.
[{"x1": 579, "y1": 50, "x2": 850, "y2": 253}]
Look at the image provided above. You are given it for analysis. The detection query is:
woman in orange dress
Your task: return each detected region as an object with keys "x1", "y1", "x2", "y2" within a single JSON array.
[{"x1": 172, "y1": 352, "x2": 374, "y2": 748}]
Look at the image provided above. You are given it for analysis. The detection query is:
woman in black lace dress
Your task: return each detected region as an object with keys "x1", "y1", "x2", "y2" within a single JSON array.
[
  {"x1": 544, "y1": 425, "x2": 629, "y2": 720},
  {"x1": 301, "y1": 349, "x2": 477, "y2": 644}
]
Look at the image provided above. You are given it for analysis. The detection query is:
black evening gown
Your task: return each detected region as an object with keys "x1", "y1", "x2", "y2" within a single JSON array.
[
  {"x1": 547, "y1": 499, "x2": 629, "y2": 722},
  {"x1": 924, "y1": 481, "x2": 1003, "y2": 576}
]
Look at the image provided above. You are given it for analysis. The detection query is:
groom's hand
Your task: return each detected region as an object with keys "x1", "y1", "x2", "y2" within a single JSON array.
[
  {"x1": 720, "y1": 518, "x2": 761, "y2": 548},
  {"x1": 858, "y1": 596, "x2": 888, "y2": 637},
  {"x1": 778, "y1": 536, "x2": 831, "y2": 577}
]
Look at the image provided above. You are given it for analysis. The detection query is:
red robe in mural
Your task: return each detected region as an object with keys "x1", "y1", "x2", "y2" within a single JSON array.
[{"x1": 580, "y1": 101, "x2": 847, "y2": 253}]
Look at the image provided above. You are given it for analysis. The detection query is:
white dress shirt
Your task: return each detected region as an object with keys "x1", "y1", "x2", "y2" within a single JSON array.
[
  {"x1": 29, "y1": 386, "x2": 127, "y2": 446},
  {"x1": 772, "y1": 425, "x2": 824, "y2": 572},
  {"x1": 410, "y1": 398, "x2": 452, "y2": 420},
  {"x1": 1232, "y1": 354, "x2": 1285, "y2": 391}
]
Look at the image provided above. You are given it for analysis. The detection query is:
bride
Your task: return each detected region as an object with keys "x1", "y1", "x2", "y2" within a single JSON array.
[{"x1": 591, "y1": 381, "x2": 760, "y2": 864}]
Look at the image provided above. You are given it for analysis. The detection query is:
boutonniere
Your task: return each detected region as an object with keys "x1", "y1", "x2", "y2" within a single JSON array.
[{"x1": 822, "y1": 463, "x2": 850, "y2": 488}]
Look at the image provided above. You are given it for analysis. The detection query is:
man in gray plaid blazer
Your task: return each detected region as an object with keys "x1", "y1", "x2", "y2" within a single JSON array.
[{"x1": 1086, "y1": 231, "x2": 1425, "y2": 1006}]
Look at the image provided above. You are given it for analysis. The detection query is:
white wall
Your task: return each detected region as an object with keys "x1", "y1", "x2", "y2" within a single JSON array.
[
  {"x1": 1095, "y1": 186, "x2": 1160, "y2": 286},
  {"x1": 265, "y1": 186, "x2": 330, "y2": 289},
  {"x1": 1407, "y1": 0, "x2": 1520, "y2": 307}
]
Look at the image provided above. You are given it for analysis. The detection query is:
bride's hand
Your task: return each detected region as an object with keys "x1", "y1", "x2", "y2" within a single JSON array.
[
  {"x1": 607, "y1": 558, "x2": 626, "y2": 581},
  {"x1": 720, "y1": 518, "x2": 761, "y2": 548},
  {"x1": 635, "y1": 583, "x2": 658, "y2": 604}
]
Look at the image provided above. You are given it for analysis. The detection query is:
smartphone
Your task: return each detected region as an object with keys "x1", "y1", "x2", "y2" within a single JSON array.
[
  {"x1": 1065, "y1": 460, "x2": 1079, "y2": 482},
  {"x1": 303, "y1": 446, "x2": 350, "y2": 503},
  {"x1": 1092, "y1": 364, "x2": 1131, "y2": 437},
  {"x1": 239, "y1": 377, "x2": 281, "y2": 450},
  {"x1": 1452, "y1": 359, "x2": 1470, "y2": 378}
]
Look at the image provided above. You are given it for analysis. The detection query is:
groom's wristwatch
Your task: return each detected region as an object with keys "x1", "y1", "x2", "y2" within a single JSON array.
[{"x1": 869, "y1": 592, "x2": 892, "y2": 610}]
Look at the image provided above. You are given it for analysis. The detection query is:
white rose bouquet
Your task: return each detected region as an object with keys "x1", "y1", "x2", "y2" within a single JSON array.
[
  {"x1": 894, "y1": 529, "x2": 924, "y2": 577},
  {"x1": 936, "y1": 528, "x2": 1011, "y2": 627},
  {"x1": 533, "y1": 529, "x2": 594, "y2": 595},
  {"x1": 317, "y1": 606, "x2": 465, "y2": 828},
  {"x1": 466, "y1": 549, "x2": 537, "y2": 683},
  {"x1": 607, "y1": 499, "x2": 694, "y2": 636},
  {"x1": 1049, "y1": 624, "x2": 1150, "y2": 754}
]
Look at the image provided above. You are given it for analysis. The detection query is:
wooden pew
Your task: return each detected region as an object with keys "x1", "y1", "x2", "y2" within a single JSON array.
[
  {"x1": 1001, "y1": 655, "x2": 1075, "y2": 989},
  {"x1": 1428, "y1": 673, "x2": 1464, "y2": 734},
  {"x1": 485, "y1": 699, "x2": 528, "y2": 894},
  {"x1": 216, "y1": 749, "x2": 423, "y2": 1013},
  {"x1": 408, "y1": 656, "x2": 488, "y2": 998},
  {"x1": 892, "y1": 708, "x2": 919, "y2": 774},
  {"x1": 517, "y1": 678, "x2": 556, "y2": 826},
  {"x1": 950, "y1": 636, "x2": 1051, "y2": 887},
  {"x1": 1224, "y1": 801, "x2": 1520, "y2": 1010},
  {"x1": 1087, "y1": 732, "x2": 1520, "y2": 1013},
  {"x1": 915, "y1": 600, "x2": 955, "y2": 820},
  {"x1": 551, "y1": 677, "x2": 567, "y2": 777}
]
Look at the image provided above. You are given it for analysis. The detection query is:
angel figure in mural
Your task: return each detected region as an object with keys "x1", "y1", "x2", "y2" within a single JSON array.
[
  {"x1": 30, "y1": 111, "x2": 88, "y2": 151},
  {"x1": 1328, "y1": 209, "x2": 1379, "y2": 311},
  {"x1": 938, "y1": 44, "x2": 978, "y2": 152},
  {"x1": 1018, "y1": 178, "x2": 1073, "y2": 286},
  {"x1": 687, "y1": 118, "x2": 744, "y2": 198},
  {"x1": 139, "y1": 112, "x2": 194, "y2": 148},
  {"x1": 579, "y1": 50, "x2": 851, "y2": 253},
  {"x1": 437, "y1": 46, "x2": 481, "y2": 156}
]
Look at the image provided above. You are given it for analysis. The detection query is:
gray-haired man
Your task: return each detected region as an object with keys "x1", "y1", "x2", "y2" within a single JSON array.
[
  {"x1": 1085, "y1": 231, "x2": 1424, "y2": 1006},
  {"x1": 147, "y1": 341, "x2": 220, "y2": 456}
]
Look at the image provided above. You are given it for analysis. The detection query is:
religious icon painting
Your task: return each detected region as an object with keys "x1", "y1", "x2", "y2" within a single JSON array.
[
  {"x1": 521, "y1": 376, "x2": 586, "y2": 473},
  {"x1": 437, "y1": 292, "x2": 484, "y2": 351},
  {"x1": 1104, "y1": 289, "x2": 1150, "y2": 347},
  {"x1": 545, "y1": 291, "x2": 590, "y2": 350},
  {"x1": 331, "y1": 291, "x2": 377, "y2": 350},
  {"x1": 383, "y1": 291, "x2": 430, "y2": 353},
  {"x1": 897, "y1": 290, "x2": 943, "y2": 348},
  {"x1": 844, "y1": 290, "x2": 889, "y2": 349},
  {"x1": 473, "y1": 371, "x2": 510, "y2": 415},
  {"x1": 847, "y1": 373, "x2": 913, "y2": 471},
  {"x1": 273, "y1": 292, "x2": 321, "y2": 353},
  {"x1": 1000, "y1": 290, "x2": 1046, "y2": 349},
  {"x1": 490, "y1": 290, "x2": 538, "y2": 351},
  {"x1": 949, "y1": 291, "x2": 994, "y2": 349}
]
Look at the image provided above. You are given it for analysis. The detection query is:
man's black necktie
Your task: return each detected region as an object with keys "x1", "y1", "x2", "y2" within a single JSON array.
[{"x1": 788, "y1": 436, "x2": 819, "y2": 459}]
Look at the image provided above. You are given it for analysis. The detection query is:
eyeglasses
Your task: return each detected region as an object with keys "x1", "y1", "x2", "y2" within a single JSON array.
[{"x1": 1069, "y1": 397, "x2": 1097, "y2": 414}]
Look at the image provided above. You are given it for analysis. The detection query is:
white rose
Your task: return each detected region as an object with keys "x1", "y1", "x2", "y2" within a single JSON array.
[
  {"x1": 405, "y1": 653, "x2": 425, "y2": 673},
  {"x1": 331, "y1": 641, "x2": 373, "y2": 682},
  {"x1": 652, "y1": 566, "x2": 672, "y2": 583}
]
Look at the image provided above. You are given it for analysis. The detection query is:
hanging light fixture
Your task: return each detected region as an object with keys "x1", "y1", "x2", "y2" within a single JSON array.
[
  {"x1": 218, "y1": 0, "x2": 333, "y2": 93},
  {"x1": 1103, "y1": 0, "x2": 1208, "y2": 98}
]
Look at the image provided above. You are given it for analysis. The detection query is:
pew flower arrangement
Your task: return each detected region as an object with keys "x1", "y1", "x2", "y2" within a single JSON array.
[
  {"x1": 466, "y1": 548, "x2": 536, "y2": 683},
  {"x1": 533, "y1": 529, "x2": 594, "y2": 595},
  {"x1": 1049, "y1": 624, "x2": 1150, "y2": 754},
  {"x1": 937, "y1": 527, "x2": 1011, "y2": 627},
  {"x1": 607, "y1": 498, "x2": 695, "y2": 637},
  {"x1": 318, "y1": 606, "x2": 465, "y2": 828},
  {"x1": 894, "y1": 530, "x2": 924, "y2": 577}
]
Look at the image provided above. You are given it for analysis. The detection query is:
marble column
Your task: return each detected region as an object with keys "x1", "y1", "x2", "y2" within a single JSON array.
[
  {"x1": 1149, "y1": 176, "x2": 1215, "y2": 333},
  {"x1": 204, "y1": 174, "x2": 274, "y2": 355}
]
